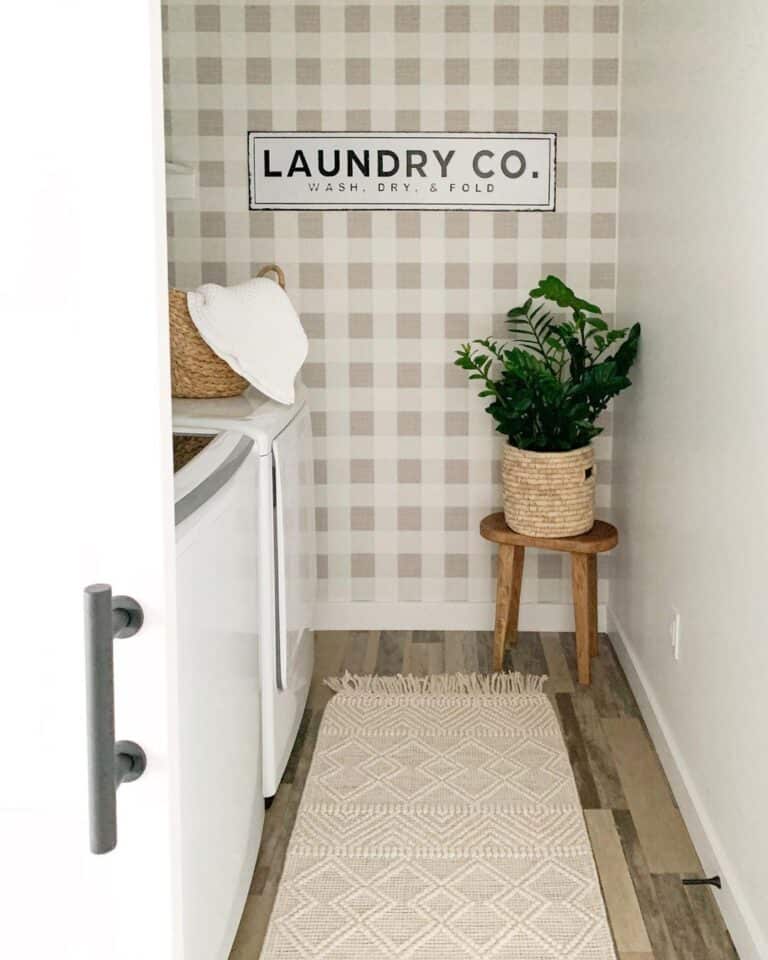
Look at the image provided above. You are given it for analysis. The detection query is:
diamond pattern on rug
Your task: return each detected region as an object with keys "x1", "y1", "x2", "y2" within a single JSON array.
[{"x1": 261, "y1": 677, "x2": 617, "y2": 959}]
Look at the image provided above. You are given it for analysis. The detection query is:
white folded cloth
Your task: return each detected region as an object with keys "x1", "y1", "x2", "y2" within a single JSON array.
[{"x1": 187, "y1": 277, "x2": 308, "y2": 405}]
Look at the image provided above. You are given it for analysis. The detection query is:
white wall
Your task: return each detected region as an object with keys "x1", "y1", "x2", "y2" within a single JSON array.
[{"x1": 612, "y1": 2, "x2": 768, "y2": 957}]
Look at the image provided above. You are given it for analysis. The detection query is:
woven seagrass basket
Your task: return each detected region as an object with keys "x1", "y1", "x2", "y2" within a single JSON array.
[
  {"x1": 169, "y1": 263, "x2": 286, "y2": 399},
  {"x1": 172, "y1": 434, "x2": 214, "y2": 473},
  {"x1": 502, "y1": 444, "x2": 595, "y2": 538}
]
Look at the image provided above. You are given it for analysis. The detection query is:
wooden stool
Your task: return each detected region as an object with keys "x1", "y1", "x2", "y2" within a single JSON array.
[{"x1": 480, "y1": 513, "x2": 618, "y2": 685}]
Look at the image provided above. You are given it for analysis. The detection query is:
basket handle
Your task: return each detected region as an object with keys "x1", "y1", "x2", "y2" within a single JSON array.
[{"x1": 256, "y1": 263, "x2": 286, "y2": 289}]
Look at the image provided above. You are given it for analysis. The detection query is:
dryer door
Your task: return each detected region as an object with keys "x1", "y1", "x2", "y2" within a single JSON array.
[{"x1": 273, "y1": 404, "x2": 316, "y2": 692}]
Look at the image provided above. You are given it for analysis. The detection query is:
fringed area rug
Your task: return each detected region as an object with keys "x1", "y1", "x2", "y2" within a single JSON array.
[{"x1": 261, "y1": 673, "x2": 616, "y2": 959}]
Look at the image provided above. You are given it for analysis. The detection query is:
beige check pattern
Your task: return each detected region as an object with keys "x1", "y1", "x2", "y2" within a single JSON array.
[{"x1": 162, "y1": 1, "x2": 621, "y2": 607}]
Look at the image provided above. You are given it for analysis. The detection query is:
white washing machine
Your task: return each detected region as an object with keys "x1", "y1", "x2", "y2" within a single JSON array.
[
  {"x1": 173, "y1": 383, "x2": 316, "y2": 798},
  {"x1": 173, "y1": 429, "x2": 264, "y2": 959}
]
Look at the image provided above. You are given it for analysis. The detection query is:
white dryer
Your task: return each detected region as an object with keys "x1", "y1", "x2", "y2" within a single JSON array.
[{"x1": 173, "y1": 384, "x2": 316, "y2": 798}]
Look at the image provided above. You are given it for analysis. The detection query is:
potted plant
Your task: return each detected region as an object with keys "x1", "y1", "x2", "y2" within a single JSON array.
[{"x1": 455, "y1": 276, "x2": 641, "y2": 537}]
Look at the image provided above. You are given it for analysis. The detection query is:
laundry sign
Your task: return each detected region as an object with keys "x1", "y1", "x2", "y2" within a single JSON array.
[{"x1": 248, "y1": 133, "x2": 556, "y2": 211}]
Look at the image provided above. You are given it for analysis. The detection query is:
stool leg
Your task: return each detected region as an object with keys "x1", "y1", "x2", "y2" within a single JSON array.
[
  {"x1": 506, "y1": 545, "x2": 525, "y2": 648},
  {"x1": 493, "y1": 544, "x2": 524, "y2": 672},
  {"x1": 587, "y1": 554, "x2": 598, "y2": 657},
  {"x1": 571, "y1": 553, "x2": 592, "y2": 685}
]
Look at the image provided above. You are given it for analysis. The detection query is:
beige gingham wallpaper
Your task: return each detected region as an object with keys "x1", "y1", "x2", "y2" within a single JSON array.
[{"x1": 163, "y1": 0, "x2": 619, "y2": 610}]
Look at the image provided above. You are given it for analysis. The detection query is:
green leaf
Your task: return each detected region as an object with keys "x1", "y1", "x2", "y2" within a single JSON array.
[
  {"x1": 529, "y1": 275, "x2": 602, "y2": 315},
  {"x1": 612, "y1": 322, "x2": 641, "y2": 375},
  {"x1": 586, "y1": 316, "x2": 609, "y2": 331},
  {"x1": 506, "y1": 297, "x2": 533, "y2": 318}
]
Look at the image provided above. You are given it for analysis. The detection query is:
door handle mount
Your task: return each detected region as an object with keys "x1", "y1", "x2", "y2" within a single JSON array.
[{"x1": 84, "y1": 584, "x2": 147, "y2": 855}]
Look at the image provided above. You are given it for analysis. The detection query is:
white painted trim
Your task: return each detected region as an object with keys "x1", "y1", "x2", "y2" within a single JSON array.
[
  {"x1": 315, "y1": 602, "x2": 607, "y2": 632},
  {"x1": 607, "y1": 607, "x2": 765, "y2": 960}
]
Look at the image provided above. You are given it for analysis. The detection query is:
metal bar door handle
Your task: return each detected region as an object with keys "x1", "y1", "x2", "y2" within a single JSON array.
[{"x1": 83, "y1": 584, "x2": 147, "y2": 854}]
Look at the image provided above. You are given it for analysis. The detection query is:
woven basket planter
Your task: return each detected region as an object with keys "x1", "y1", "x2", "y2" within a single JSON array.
[{"x1": 502, "y1": 444, "x2": 595, "y2": 538}]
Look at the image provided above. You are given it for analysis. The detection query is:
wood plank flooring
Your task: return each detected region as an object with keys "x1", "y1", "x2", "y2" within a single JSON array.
[{"x1": 230, "y1": 631, "x2": 738, "y2": 960}]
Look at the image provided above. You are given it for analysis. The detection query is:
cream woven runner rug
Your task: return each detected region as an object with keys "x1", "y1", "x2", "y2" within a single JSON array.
[{"x1": 261, "y1": 673, "x2": 617, "y2": 959}]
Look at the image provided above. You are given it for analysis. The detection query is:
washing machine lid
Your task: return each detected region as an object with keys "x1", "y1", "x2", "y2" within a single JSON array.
[
  {"x1": 173, "y1": 430, "x2": 254, "y2": 525},
  {"x1": 172, "y1": 380, "x2": 306, "y2": 456}
]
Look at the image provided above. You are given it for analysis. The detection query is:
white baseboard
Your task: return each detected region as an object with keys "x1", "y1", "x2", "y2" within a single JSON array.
[
  {"x1": 607, "y1": 607, "x2": 765, "y2": 960},
  {"x1": 315, "y1": 601, "x2": 607, "y2": 632}
]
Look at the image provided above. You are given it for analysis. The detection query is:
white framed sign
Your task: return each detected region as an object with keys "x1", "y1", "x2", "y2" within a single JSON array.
[{"x1": 247, "y1": 132, "x2": 556, "y2": 211}]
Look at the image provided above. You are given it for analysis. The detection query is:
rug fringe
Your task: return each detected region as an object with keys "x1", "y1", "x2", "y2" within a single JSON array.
[{"x1": 324, "y1": 670, "x2": 547, "y2": 695}]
